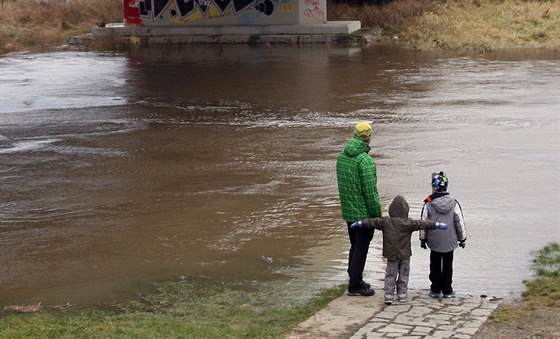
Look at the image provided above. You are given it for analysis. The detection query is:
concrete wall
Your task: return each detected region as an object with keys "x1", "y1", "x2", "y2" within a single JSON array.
[{"x1": 124, "y1": 0, "x2": 327, "y2": 27}]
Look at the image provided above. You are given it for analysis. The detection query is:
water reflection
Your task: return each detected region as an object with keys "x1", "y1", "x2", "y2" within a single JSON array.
[{"x1": 0, "y1": 46, "x2": 558, "y2": 306}]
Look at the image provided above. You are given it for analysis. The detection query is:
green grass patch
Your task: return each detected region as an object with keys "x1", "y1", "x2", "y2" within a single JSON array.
[
  {"x1": 522, "y1": 242, "x2": 560, "y2": 308},
  {"x1": 0, "y1": 280, "x2": 347, "y2": 338}
]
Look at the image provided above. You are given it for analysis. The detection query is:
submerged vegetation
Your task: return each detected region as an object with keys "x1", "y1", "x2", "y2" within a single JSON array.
[
  {"x1": 0, "y1": 0, "x2": 559, "y2": 54},
  {"x1": 485, "y1": 242, "x2": 560, "y2": 323},
  {"x1": 2, "y1": 244, "x2": 558, "y2": 337},
  {"x1": 0, "y1": 280, "x2": 347, "y2": 338}
]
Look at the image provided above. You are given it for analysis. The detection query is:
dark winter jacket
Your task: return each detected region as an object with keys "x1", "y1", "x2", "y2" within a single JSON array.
[
  {"x1": 359, "y1": 195, "x2": 436, "y2": 260},
  {"x1": 419, "y1": 192, "x2": 467, "y2": 253},
  {"x1": 336, "y1": 136, "x2": 381, "y2": 222}
]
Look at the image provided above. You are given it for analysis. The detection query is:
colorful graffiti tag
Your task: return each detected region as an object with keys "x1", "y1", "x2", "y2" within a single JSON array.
[
  {"x1": 304, "y1": 0, "x2": 323, "y2": 18},
  {"x1": 137, "y1": 0, "x2": 276, "y2": 21}
]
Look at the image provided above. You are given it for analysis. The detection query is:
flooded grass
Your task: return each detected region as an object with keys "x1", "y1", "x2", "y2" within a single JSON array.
[
  {"x1": 523, "y1": 242, "x2": 560, "y2": 308},
  {"x1": 0, "y1": 280, "x2": 346, "y2": 338},
  {"x1": 489, "y1": 242, "x2": 560, "y2": 322}
]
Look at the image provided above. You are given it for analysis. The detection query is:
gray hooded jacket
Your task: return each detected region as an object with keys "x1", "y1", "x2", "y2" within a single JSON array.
[
  {"x1": 359, "y1": 195, "x2": 437, "y2": 260},
  {"x1": 419, "y1": 192, "x2": 467, "y2": 253}
]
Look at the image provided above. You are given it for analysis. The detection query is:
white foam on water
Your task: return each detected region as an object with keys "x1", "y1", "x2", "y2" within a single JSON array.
[{"x1": 0, "y1": 138, "x2": 60, "y2": 154}]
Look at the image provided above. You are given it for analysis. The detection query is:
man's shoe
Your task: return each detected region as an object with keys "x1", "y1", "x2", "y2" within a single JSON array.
[
  {"x1": 443, "y1": 291, "x2": 456, "y2": 298},
  {"x1": 347, "y1": 286, "x2": 375, "y2": 297},
  {"x1": 360, "y1": 281, "x2": 371, "y2": 289},
  {"x1": 428, "y1": 291, "x2": 441, "y2": 298},
  {"x1": 384, "y1": 299, "x2": 393, "y2": 305},
  {"x1": 398, "y1": 294, "x2": 408, "y2": 302}
]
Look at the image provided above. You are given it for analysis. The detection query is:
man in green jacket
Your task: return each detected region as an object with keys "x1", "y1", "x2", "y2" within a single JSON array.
[{"x1": 336, "y1": 121, "x2": 381, "y2": 296}]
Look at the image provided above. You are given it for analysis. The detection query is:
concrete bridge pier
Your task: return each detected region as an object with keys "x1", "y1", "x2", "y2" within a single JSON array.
[{"x1": 88, "y1": 0, "x2": 379, "y2": 46}]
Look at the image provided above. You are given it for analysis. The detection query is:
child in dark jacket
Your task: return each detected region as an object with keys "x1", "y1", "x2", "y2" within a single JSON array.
[{"x1": 351, "y1": 195, "x2": 447, "y2": 305}]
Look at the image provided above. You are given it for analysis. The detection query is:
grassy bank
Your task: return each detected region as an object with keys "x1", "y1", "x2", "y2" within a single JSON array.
[
  {"x1": 329, "y1": 0, "x2": 560, "y2": 51},
  {"x1": 0, "y1": 280, "x2": 347, "y2": 338},
  {"x1": 2, "y1": 244, "x2": 557, "y2": 338},
  {"x1": 0, "y1": 0, "x2": 122, "y2": 54},
  {"x1": 474, "y1": 242, "x2": 560, "y2": 338},
  {"x1": 493, "y1": 242, "x2": 560, "y2": 315},
  {"x1": 1, "y1": 0, "x2": 559, "y2": 55}
]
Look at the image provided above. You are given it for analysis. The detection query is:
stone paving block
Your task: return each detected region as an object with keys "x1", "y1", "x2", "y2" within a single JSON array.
[
  {"x1": 426, "y1": 313, "x2": 454, "y2": 321},
  {"x1": 408, "y1": 306, "x2": 433, "y2": 316},
  {"x1": 412, "y1": 325, "x2": 433, "y2": 334},
  {"x1": 393, "y1": 314, "x2": 419, "y2": 325},
  {"x1": 430, "y1": 330, "x2": 455, "y2": 338},
  {"x1": 378, "y1": 323, "x2": 412, "y2": 333},
  {"x1": 438, "y1": 324, "x2": 458, "y2": 332},
  {"x1": 480, "y1": 300, "x2": 502, "y2": 310},
  {"x1": 440, "y1": 305, "x2": 465, "y2": 314},
  {"x1": 470, "y1": 308, "x2": 494, "y2": 317},
  {"x1": 453, "y1": 334, "x2": 472, "y2": 339},
  {"x1": 456, "y1": 326, "x2": 480, "y2": 335},
  {"x1": 416, "y1": 320, "x2": 440, "y2": 328},
  {"x1": 386, "y1": 304, "x2": 411, "y2": 313},
  {"x1": 385, "y1": 333, "x2": 404, "y2": 338},
  {"x1": 441, "y1": 299, "x2": 461, "y2": 306},
  {"x1": 350, "y1": 322, "x2": 387, "y2": 339},
  {"x1": 374, "y1": 311, "x2": 398, "y2": 320}
]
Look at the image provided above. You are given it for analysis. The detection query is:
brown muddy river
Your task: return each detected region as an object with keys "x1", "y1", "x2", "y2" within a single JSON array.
[{"x1": 0, "y1": 46, "x2": 558, "y2": 306}]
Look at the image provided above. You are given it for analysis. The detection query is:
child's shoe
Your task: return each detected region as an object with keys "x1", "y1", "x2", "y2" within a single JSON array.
[
  {"x1": 443, "y1": 291, "x2": 456, "y2": 298},
  {"x1": 384, "y1": 295, "x2": 394, "y2": 305},
  {"x1": 428, "y1": 290, "x2": 441, "y2": 298},
  {"x1": 398, "y1": 294, "x2": 408, "y2": 303}
]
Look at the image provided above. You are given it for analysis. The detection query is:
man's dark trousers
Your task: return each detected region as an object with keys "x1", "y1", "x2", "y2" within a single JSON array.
[{"x1": 347, "y1": 222, "x2": 374, "y2": 290}]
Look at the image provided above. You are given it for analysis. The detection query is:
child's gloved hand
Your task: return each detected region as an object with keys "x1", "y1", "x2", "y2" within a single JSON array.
[
  {"x1": 349, "y1": 220, "x2": 362, "y2": 229},
  {"x1": 459, "y1": 240, "x2": 466, "y2": 248},
  {"x1": 420, "y1": 240, "x2": 427, "y2": 249},
  {"x1": 435, "y1": 222, "x2": 448, "y2": 230}
]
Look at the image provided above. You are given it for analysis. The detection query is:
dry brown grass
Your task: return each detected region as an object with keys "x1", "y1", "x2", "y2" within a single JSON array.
[
  {"x1": 328, "y1": 0, "x2": 432, "y2": 33},
  {"x1": 0, "y1": 0, "x2": 122, "y2": 54},
  {"x1": 329, "y1": 0, "x2": 560, "y2": 51},
  {"x1": 403, "y1": 0, "x2": 560, "y2": 51},
  {"x1": 1, "y1": 0, "x2": 558, "y2": 54}
]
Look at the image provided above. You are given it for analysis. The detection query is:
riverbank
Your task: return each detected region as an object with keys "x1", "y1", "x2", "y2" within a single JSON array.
[
  {"x1": 0, "y1": 0, "x2": 558, "y2": 55},
  {"x1": 330, "y1": 0, "x2": 560, "y2": 52},
  {"x1": 2, "y1": 243, "x2": 558, "y2": 337},
  {"x1": 473, "y1": 242, "x2": 560, "y2": 339},
  {"x1": 286, "y1": 242, "x2": 560, "y2": 338}
]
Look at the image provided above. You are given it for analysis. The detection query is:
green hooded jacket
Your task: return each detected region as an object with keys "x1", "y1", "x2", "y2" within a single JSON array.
[{"x1": 336, "y1": 136, "x2": 382, "y2": 222}]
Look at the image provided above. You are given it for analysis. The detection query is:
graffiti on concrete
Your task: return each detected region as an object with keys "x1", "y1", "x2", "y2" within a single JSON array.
[
  {"x1": 303, "y1": 0, "x2": 323, "y2": 18},
  {"x1": 139, "y1": 0, "x2": 277, "y2": 20}
]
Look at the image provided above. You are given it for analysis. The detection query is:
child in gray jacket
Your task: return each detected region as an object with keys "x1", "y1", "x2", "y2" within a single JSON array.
[
  {"x1": 350, "y1": 195, "x2": 447, "y2": 305},
  {"x1": 419, "y1": 171, "x2": 467, "y2": 299}
]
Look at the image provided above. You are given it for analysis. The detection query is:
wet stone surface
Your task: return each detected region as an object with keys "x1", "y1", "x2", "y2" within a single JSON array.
[
  {"x1": 350, "y1": 292, "x2": 502, "y2": 339},
  {"x1": 286, "y1": 291, "x2": 502, "y2": 339}
]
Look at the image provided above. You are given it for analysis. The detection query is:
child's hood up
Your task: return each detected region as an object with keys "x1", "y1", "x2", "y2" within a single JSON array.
[
  {"x1": 430, "y1": 194, "x2": 456, "y2": 213},
  {"x1": 388, "y1": 195, "x2": 409, "y2": 218}
]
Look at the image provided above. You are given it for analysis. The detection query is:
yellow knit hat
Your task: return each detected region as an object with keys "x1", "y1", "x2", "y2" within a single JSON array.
[{"x1": 354, "y1": 121, "x2": 372, "y2": 141}]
